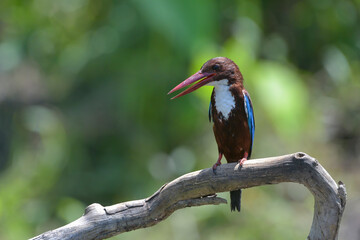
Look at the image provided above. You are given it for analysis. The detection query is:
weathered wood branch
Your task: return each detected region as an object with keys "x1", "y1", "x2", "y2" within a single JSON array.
[{"x1": 31, "y1": 152, "x2": 346, "y2": 240}]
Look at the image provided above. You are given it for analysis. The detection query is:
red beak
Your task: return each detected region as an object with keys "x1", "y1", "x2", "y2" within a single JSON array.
[{"x1": 168, "y1": 71, "x2": 216, "y2": 99}]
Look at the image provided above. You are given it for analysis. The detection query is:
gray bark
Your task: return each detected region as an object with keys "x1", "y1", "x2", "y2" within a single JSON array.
[{"x1": 30, "y1": 152, "x2": 347, "y2": 240}]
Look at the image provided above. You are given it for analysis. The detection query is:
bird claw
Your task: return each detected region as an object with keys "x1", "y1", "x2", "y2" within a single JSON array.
[
  {"x1": 212, "y1": 153, "x2": 223, "y2": 175},
  {"x1": 212, "y1": 163, "x2": 220, "y2": 175},
  {"x1": 237, "y1": 157, "x2": 247, "y2": 169}
]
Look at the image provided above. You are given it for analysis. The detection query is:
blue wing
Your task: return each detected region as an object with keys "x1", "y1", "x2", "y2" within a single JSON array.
[{"x1": 243, "y1": 90, "x2": 255, "y2": 158}]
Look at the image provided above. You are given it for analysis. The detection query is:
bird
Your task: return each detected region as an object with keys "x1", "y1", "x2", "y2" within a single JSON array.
[{"x1": 168, "y1": 57, "x2": 255, "y2": 212}]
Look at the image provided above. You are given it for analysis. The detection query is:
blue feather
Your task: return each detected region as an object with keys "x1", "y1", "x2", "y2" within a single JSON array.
[
  {"x1": 208, "y1": 101, "x2": 212, "y2": 122},
  {"x1": 243, "y1": 91, "x2": 255, "y2": 158}
]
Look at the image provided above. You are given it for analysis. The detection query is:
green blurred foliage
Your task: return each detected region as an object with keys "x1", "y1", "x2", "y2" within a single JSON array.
[{"x1": 0, "y1": 0, "x2": 359, "y2": 239}]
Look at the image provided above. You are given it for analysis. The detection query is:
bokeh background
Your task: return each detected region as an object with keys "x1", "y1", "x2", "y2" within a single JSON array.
[{"x1": 0, "y1": 0, "x2": 359, "y2": 239}]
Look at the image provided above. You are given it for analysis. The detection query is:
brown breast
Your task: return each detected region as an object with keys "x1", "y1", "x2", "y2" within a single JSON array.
[{"x1": 211, "y1": 86, "x2": 251, "y2": 162}]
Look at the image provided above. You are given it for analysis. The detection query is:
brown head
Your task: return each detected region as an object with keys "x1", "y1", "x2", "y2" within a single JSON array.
[{"x1": 168, "y1": 57, "x2": 243, "y2": 99}]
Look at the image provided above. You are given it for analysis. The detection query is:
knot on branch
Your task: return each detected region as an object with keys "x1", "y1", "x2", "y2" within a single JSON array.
[
  {"x1": 337, "y1": 181, "x2": 347, "y2": 209},
  {"x1": 294, "y1": 152, "x2": 319, "y2": 168},
  {"x1": 295, "y1": 152, "x2": 306, "y2": 159},
  {"x1": 84, "y1": 203, "x2": 105, "y2": 217}
]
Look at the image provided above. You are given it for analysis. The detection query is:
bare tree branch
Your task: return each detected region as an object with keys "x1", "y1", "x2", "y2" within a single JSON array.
[{"x1": 30, "y1": 152, "x2": 347, "y2": 240}]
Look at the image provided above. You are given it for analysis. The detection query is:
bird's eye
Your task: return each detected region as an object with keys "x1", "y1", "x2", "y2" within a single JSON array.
[{"x1": 212, "y1": 64, "x2": 220, "y2": 71}]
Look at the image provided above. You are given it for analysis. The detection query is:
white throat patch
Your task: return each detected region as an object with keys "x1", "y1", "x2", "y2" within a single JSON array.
[{"x1": 207, "y1": 79, "x2": 235, "y2": 120}]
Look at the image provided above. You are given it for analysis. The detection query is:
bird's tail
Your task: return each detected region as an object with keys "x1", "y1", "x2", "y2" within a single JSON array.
[{"x1": 230, "y1": 189, "x2": 242, "y2": 212}]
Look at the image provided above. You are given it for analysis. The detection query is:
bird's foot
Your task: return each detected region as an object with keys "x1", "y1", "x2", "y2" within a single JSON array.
[
  {"x1": 212, "y1": 153, "x2": 223, "y2": 174},
  {"x1": 238, "y1": 157, "x2": 247, "y2": 166},
  {"x1": 212, "y1": 162, "x2": 221, "y2": 174},
  {"x1": 237, "y1": 152, "x2": 249, "y2": 169}
]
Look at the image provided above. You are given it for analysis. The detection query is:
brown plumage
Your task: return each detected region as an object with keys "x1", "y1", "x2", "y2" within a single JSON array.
[
  {"x1": 211, "y1": 84, "x2": 251, "y2": 162},
  {"x1": 169, "y1": 57, "x2": 255, "y2": 212}
]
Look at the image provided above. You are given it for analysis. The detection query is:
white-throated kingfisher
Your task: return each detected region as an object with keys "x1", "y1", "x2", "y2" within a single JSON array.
[{"x1": 168, "y1": 57, "x2": 255, "y2": 212}]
